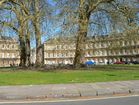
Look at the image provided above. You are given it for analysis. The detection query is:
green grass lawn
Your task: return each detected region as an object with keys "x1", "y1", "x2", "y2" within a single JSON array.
[{"x1": 0, "y1": 65, "x2": 139, "y2": 86}]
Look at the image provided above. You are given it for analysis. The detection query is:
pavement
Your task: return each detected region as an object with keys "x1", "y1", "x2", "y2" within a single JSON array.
[{"x1": 0, "y1": 80, "x2": 139, "y2": 100}]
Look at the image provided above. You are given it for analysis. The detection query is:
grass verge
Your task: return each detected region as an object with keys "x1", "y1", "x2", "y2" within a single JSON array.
[{"x1": 0, "y1": 65, "x2": 139, "y2": 86}]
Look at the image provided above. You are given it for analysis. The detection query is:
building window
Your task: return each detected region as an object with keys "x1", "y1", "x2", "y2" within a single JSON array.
[
  {"x1": 122, "y1": 41, "x2": 125, "y2": 46},
  {"x1": 47, "y1": 53, "x2": 50, "y2": 58},
  {"x1": 56, "y1": 45, "x2": 60, "y2": 49},
  {"x1": 131, "y1": 40, "x2": 135, "y2": 45},
  {"x1": 2, "y1": 53, "x2": 4, "y2": 58},
  {"x1": 123, "y1": 49, "x2": 125, "y2": 54},
  {"x1": 65, "y1": 53, "x2": 68, "y2": 57},
  {"x1": 2, "y1": 45, "x2": 4, "y2": 49},
  {"x1": 12, "y1": 53, "x2": 15, "y2": 58},
  {"x1": 7, "y1": 53, "x2": 10, "y2": 58},
  {"x1": 50, "y1": 53, "x2": 53, "y2": 57},
  {"x1": 7, "y1": 45, "x2": 9, "y2": 49},
  {"x1": 12, "y1": 45, "x2": 14, "y2": 48}
]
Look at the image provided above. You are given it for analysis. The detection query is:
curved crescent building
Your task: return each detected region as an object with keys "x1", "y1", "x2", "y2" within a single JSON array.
[{"x1": 43, "y1": 31, "x2": 139, "y2": 65}]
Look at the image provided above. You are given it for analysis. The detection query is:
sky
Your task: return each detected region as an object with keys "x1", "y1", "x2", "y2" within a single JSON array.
[{"x1": 0, "y1": 0, "x2": 139, "y2": 48}]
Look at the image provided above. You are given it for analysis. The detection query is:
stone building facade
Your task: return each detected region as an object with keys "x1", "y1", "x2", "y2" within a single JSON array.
[
  {"x1": 0, "y1": 36, "x2": 20, "y2": 67},
  {"x1": 30, "y1": 48, "x2": 36, "y2": 64},
  {"x1": 44, "y1": 27, "x2": 139, "y2": 64},
  {"x1": 43, "y1": 38, "x2": 76, "y2": 65},
  {"x1": 43, "y1": 34, "x2": 139, "y2": 65}
]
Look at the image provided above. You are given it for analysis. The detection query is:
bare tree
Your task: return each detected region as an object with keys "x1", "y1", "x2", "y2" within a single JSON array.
[
  {"x1": 31, "y1": 0, "x2": 42, "y2": 66},
  {"x1": 0, "y1": 0, "x2": 52, "y2": 67},
  {"x1": 54, "y1": 0, "x2": 138, "y2": 68},
  {"x1": 0, "y1": 0, "x2": 32, "y2": 67},
  {"x1": 73, "y1": 0, "x2": 118, "y2": 68}
]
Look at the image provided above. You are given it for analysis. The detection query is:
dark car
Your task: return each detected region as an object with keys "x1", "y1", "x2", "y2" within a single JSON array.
[
  {"x1": 130, "y1": 61, "x2": 139, "y2": 64},
  {"x1": 123, "y1": 61, "x2": 130, "y2": 64}
]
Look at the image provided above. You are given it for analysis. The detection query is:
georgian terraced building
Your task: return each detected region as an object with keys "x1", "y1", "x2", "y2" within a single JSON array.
[
  {"x1": 43, "y1": 33, "x2": 139, "y2": 65},
  {"x1": 44, "y1": 37, "x2": 76, "y2": 65},
  {"x1": 0, "y1": 36, "x2": 20, "y2": 67}
]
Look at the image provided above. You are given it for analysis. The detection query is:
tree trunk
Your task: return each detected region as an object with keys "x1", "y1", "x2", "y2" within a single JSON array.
[
  {"x1": 33, "y1": 20, "x2": 42, "y2": 66},
  {"x1": 74, "y1": 21, "x2": 89, "y2": 68},
  {"x1": 35, "y1": 32, "x2": 42, "y2": 66},
  {"x1": 24, "y1": 22, "x2": 31, "y2": 67},
  {"x1": 25, "y1": 36, "x2": 31, "y2": 66},
  {"x1": 19, "y1": 35, "x2": 26, "y2": 67},
  {"x1": 33, "y1": 0, "x2": 42, "y2": 67},
  {"x1": 74, "y1": 1, "x2": 90, "y2": 68}
]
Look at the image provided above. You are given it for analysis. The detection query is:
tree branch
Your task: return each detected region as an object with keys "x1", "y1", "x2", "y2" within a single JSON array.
[
  {"x1": 1, "y1": 21, "x2": 18, "y2": 32},
  {"x1": 0, "y1": 0, "x2": 6, "y2": 6},
  {"x1": 88, "y1": 0, "x2": 115, "y2": 14}
]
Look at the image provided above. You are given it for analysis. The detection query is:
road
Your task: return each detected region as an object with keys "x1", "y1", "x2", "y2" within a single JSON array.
[{"x1": 0, "y1": 96, "x2": 139, "y2": 105}]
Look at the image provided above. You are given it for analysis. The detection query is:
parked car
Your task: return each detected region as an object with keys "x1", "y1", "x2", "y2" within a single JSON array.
[
  {"x1": 123, "y1": 61, "x2": 130, "y2": 64},
  {"x1": 130, "y1": 61, "x2": 139, "y2": 64},
  {"x1": 85, "y1": 60, "x2": 96, "y2": 67},
  {"x1": 113, "y1": 61, "x2": 125, "y2": 64}
]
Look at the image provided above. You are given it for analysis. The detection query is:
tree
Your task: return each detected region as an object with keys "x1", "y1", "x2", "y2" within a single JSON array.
[
  {"x1": 31, "y1": 0, "x2": 42, "y2": 66},
  {"x1": 0, "y1": 0, "x2": 32, "y2": 67},
  {"x1": 0, "y1": 0, "x2": 52, "y2": 67},
  {"x1": 54, "y1": 0, "x2": 138, "y2": 68},
  {"x1": 71, "y1": 0, "x2": 115, "y2": 67}
]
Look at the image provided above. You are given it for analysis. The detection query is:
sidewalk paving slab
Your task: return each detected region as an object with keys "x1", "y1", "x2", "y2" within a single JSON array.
[{"x1": 0, "y1": 80, "x2": 138, "y2": 100}]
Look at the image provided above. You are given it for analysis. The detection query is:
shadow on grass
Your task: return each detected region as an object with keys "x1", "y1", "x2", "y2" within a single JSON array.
[{"x1": 0, "y1": 64, "x2": 139, "y2": 72}]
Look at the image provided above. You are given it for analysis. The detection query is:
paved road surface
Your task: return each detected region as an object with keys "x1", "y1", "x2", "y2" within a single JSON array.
[{"x1": 0, "y1": 96, "x2": 139, "y2": 105}]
